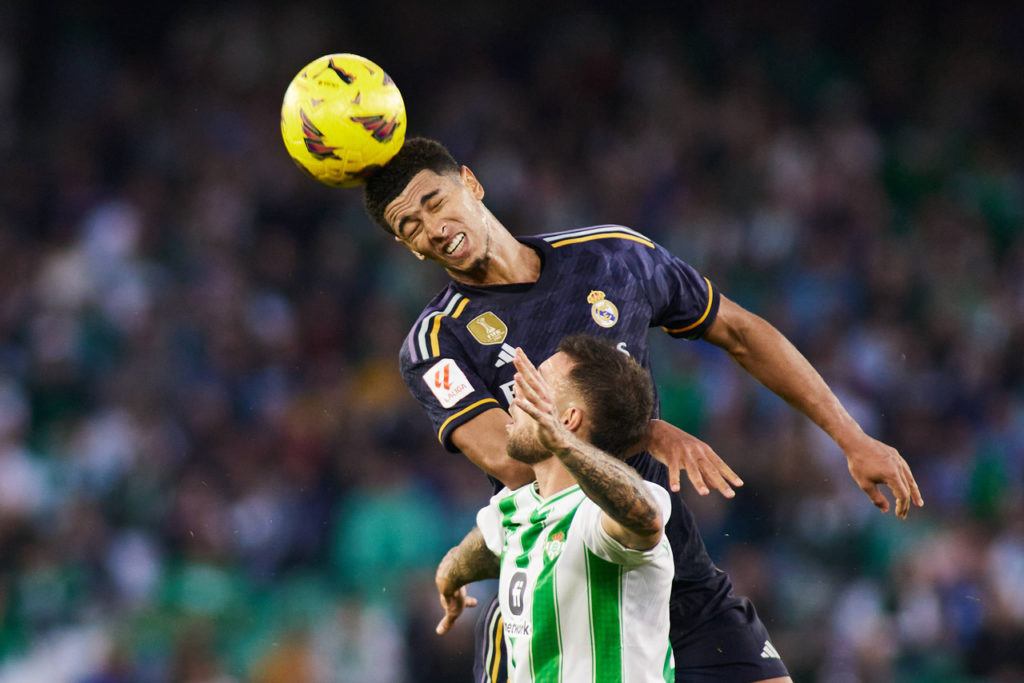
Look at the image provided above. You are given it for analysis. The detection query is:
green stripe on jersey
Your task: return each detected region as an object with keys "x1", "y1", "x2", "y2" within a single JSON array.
[
  {"x1": 530, "y1": 508, "x2": 577, "y2": 682},
  {"x1": 662, "y1": 643, "x2": 675, "y2": 682},
  {"x1": 586, "y1": 548, "x2": 623, "y2": 682},
  {"x1": 514, "y1": 487, "x2": 577, "y2": 569},
  {"x1": 516, "y1": 512, "x2": 546, "y2": 568},
  {"x1": 499, "y1": 494, "x2": 519, "y2": 524}
]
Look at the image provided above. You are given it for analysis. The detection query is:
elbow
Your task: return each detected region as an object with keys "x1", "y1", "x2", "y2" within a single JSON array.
[
  {"x1": 633, "y1": 501, "x2": 663, "y2": 539},
  {"x1": 648, "y1": 509, "x2": 664, "y2": 538},
  {"x1": 634, "y1": 514, "x2": 664, "y2": 551}
]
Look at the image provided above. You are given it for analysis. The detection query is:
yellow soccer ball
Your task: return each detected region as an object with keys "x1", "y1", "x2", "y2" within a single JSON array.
[{"x1": 281, "y1": 53, "x2": 406, "y2": 187}]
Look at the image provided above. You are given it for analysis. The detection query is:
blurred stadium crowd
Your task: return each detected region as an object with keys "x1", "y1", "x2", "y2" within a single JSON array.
[{"x1": 0, "y1": 1, "x2": 1022, "y2": 681}]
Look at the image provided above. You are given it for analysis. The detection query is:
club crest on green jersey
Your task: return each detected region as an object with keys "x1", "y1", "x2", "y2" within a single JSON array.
[
  {"x1": 544, "y1": 530, "x2": 565, "y2": 561},
  {"x1": 588, "y1": 290, "x2": 619, "y2": 328}
]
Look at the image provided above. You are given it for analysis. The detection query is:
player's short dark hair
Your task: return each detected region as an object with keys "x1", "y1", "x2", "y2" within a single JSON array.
[
  {"x1": 557, "y1": 334, "x2": 653, "y2": 459},
  {"x1": 363, "y1": 137, "x2": 461, "y2": 234}
]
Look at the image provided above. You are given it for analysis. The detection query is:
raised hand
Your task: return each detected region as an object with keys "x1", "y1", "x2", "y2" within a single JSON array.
[{"x1": 511, "y1": 348, "x2": 572, "y2": 456}]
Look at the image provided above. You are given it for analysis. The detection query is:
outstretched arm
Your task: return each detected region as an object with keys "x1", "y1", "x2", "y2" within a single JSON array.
[
  {"x1": 702, "y1": 295, "x2": 924, "y2": 518},
  {"x1": 435, "y1": 526, "x2": 498, "y2": 635},
  {"x1": 512, "y1": 349, "x2": 663, "y2": 550}
]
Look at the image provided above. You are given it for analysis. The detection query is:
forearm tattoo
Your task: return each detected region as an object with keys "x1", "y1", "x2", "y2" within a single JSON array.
[
  {"x1": 556, "y1": 441, "x2": 661, "y2": 537},
  {"x1": 439, "y1": 526, "x2": 500, "y2": 589}
]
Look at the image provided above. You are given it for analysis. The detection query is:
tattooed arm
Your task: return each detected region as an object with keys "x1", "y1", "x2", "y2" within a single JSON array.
[
  {"x1": 512, "y1": 349, "x2": 663, "y2": 551},
  {"x1": 435, "y1": 526, "x2": 499, "y2": 635},
  {"x1": 554, "y1": 436, "x2": 664, "y2": 550}
]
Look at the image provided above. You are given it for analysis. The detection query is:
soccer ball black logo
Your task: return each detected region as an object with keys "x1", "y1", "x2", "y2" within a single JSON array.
[{"x1": 508, "y1": 571, "x2": 528, "y2": 616}]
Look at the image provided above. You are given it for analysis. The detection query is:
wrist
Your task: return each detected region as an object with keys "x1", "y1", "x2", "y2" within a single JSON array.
[
  {"x1": 436, "y1": 551, "x2": 457, "y2": 589},
  {"x1": 834, "y1": 424, "x2": 868, "y2": 453},
  {"x1": 642, "y1": 419, "x2": 661, "y2": 451}
]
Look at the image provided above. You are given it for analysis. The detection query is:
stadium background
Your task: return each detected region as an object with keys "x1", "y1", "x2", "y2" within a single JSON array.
[{"x1": 0, "y1": 1, "x2": 1022, "y2": 680}]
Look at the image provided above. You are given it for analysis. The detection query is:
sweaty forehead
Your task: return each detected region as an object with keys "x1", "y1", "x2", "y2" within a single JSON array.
[
  {"x1": 383, "y1": 169, "x2": 447, "y2": 229},
  {"x1": 539, "y1": 352, "x2": 574, "y2": 384}
]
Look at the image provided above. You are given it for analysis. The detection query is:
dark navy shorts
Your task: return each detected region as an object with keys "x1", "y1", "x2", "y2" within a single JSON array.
[
  {"x1": 473, "y1": 591, "x2": 508, "y2": 683},
  {"x1": 473, "y1": 592, "x2": 789, "y2": 682},
  {"x1": 669, "y1": 599, "x2": 790, "y2": 681}
]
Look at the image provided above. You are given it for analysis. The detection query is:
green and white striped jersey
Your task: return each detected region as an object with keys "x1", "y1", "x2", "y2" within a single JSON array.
[{"x1": 477, "y1": 481, "x2": 675, "y2": 683}]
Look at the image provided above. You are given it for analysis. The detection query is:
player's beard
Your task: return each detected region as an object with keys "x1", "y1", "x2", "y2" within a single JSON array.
[{"x1": 506, "y1": 430, "x2": 551, "y2": 465}]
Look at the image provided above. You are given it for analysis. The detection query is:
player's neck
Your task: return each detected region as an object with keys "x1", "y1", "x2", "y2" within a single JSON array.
[
  {"x1": 446, "y1": 230, "x2": 540, "y2": 287},
  {"x1": 531, "y1": 458, "x2": 576, "y2": 499}
]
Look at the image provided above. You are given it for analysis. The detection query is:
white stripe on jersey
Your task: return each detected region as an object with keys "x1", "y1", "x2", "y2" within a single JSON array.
[
  {"x1": 415, "y1": 293, "x2": 464, "y2": 360},
  {"x1": 542, "y1": 225, "x2": 650, "y2": 242}
]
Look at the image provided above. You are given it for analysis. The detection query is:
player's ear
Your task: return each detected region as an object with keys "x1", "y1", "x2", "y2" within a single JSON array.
[
  {"x1": 461, "y1": 166, "x2": 484, "y2": 200},
  {"x1": 562, "y1": 406, "x2": 583, "y2": 433}
]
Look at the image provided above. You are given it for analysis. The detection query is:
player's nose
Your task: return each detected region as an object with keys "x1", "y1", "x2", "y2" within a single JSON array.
[{"x1": 424, "y1": 215, "x2": 447, "y2": 239}]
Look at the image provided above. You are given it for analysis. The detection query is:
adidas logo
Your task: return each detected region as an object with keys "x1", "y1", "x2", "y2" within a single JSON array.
[
  {"x1": 494, "y1": 343, "x2": 517, "y2": 368},
  {"x1": 760, "y1": 640, "x2": 781, "y2": 660}
]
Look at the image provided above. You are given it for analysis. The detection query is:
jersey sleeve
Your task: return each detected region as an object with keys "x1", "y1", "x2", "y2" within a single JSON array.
[
  {"x1": 400, "y1": 314, "x2": 503, "y2": 453},
  {"x1": 576, "y1": 482, "x2": 673, "y2": 568},
  {"x1": 619, "y1": 233, "x2": 720, "y2": 339},
  {"x1": 476, "y1": 489, "x2": 509, "y2": 557}
]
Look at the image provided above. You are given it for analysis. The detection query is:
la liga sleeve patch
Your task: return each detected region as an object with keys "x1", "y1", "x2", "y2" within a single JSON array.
[{"x1": 423, "y1": 358, "x2": 474, "y2": 408}]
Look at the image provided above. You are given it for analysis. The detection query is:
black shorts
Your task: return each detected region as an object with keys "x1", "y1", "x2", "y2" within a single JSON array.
[
  {"x1": 669, "y1": 599, "x2": 789, "y2": 681},
  {"x1": 472, "y1": 593, "x2": 789, "y2": 683},
  {"x1": 473, "y1": 591, "x2": 508, "y2": 683}
]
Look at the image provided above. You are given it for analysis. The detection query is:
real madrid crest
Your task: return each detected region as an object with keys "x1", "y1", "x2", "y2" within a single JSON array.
[{"x1": 588, "y1": 290, "x2": 619, "y2": 328}]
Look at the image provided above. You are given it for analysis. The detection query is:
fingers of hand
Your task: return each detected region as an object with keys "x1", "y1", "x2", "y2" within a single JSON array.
[
  {"x1": 891, "y1": 472, "x2": 911, "y2": 519},
  {"x1": 719, "y1": 462, "x2": 744, "y2": 488},
  {"x1": 516, "y1": 349, "x2": 556, "y2": 401},
  {"x1": 910, "y1": 475, "x2": 924, "y2": 507},
  {"x1": 700, "y1": 465, "x2": 735, "y2": 498},
  {"x1": 436, "y1": 592, "x2": 476, "y2": 634},
  {"x1": 884, "y1": 452, "x2": 922, "y2": 519},
  {"x1": 513, "y1": 371, "x2": 544, "y2": 407},
  {"x1": 668, "y1": 467, "x2": 682, "y2": 493},
  {"x1": 436, "y1": 598, "x2": 459, "y2": 634},
  {"x1": 436, "y1": 614, "x2": 455, "y2": 634},
  {"x1": 681, "y1": 448, "x2": 738, "y2": 498},
  {"x1": 512, "y1": 348, "x2": 539, "y2": 378},
  {"x1": 862, "y1": 482, "x2": 890, "y2": 513},
  {"x1": 901, "y1": 459, "x2": 924, "y2": 507},
  {"x1": 684, "y1": 466, "x2": 710, "y2": 496},
  {"x1": 513, "y1": 394, "x2": 545, "y2": 421}
]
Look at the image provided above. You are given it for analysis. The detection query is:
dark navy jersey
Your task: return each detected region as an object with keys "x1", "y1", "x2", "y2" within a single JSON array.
[{"x1": 400, "y1": 225, "x2": 742, "y2": 641}]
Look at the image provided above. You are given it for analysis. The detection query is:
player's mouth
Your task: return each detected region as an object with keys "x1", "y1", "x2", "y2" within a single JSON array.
[{"x1": 444, "y1": 233, "x2": 466, "y2": 255}]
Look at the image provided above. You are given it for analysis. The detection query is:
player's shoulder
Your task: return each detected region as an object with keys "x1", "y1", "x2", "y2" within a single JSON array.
[
  {"x1": 401, "y1": 286, "x2": 477, "y2": 374},
  {"x1": 534, "y1": 224, "x2": 657, "y2": 252},
  {"x1": 399, "y1": 286, "x2": 460, "y2": 358}
]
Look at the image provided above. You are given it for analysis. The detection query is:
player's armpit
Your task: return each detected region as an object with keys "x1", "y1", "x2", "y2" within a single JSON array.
[{"x1": 451, "y1": 408, "x2": 534, "y2": 489}]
